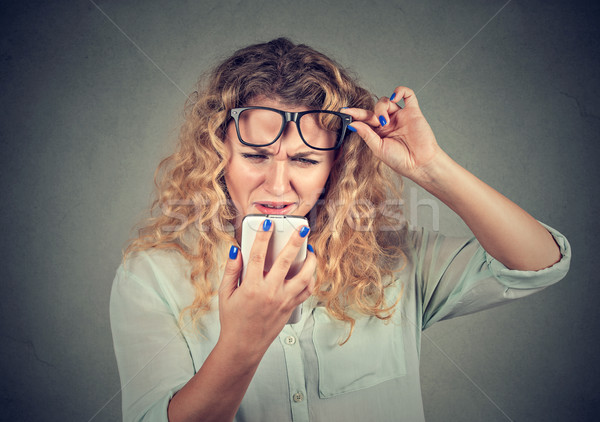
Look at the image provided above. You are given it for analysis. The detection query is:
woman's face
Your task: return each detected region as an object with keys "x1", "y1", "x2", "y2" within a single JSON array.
[{"x1": 224, "y1": 97, "x2": 336, "y2": 223}]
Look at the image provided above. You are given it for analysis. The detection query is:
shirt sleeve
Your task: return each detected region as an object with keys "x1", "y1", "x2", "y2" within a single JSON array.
[
  {"x1": 110, "y1": 258, "x2": 195, "y2": 422},
  {"x1": 414, "y1": 222, "x2": 571, "y2": 330}
]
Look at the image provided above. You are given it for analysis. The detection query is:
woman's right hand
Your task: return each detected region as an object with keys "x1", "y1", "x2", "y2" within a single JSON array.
[
  {"x1": 169, "y1": 222, "x2": 314, "y2": 422},
  {"x1": 217, "y1": 219, "x2": 316, "y2": 361}
]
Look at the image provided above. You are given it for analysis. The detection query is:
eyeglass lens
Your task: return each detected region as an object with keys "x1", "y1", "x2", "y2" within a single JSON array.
[{"x1": 238, "y1": 109, "x2": 342, "y2": 149}]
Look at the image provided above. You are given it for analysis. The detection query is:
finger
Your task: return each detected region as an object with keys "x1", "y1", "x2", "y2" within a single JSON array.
[
  {"x1": 292, "y1": 281, "x2": 314, "y2": 307},
  {"x1": 244, "y1": 218, "x2": 274, "y2": 284},
  {"x1": 219, "y1": 245, "x2": 242, "y2": 299},
  {"x1": 374, "y1": 97, "x2": 402, "y2": 129},
  {"x1": 346, "y1": 121, "x2": 385, "y2": 157},
  {"x1": 296, "y1": 277, "x2": 316, "y2": 306},
  {"x1": 284, "y1": 249, "x2": 317, "y2": 299},
  {"x1": 389, "y1": 86, "x2": 419, "y2": 109},
  {"x1": 268, "y1": 225, "x2": 311, "y2": 284},
  {"x1": 342, "y1": 107, "x2": 380, "y2": 128}
]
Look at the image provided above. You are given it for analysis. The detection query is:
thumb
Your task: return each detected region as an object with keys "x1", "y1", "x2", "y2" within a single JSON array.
[{"x1": 219, "y1": 245, "x2": 242, "y2": 299}]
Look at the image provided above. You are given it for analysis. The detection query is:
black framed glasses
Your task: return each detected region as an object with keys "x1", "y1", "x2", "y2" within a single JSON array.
[{"x1": 229, "y1": 106, "x2": 353, "y2": 151}]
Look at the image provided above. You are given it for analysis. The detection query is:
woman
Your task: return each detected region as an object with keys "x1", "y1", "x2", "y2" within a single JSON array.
[{"x1": 110, "y1": 38, "x2": 571, "y2": 422}]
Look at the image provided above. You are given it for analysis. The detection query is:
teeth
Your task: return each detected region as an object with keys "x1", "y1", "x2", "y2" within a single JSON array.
[{"x1": 263, "y1": 204, "x2": 286, "y2": 209}]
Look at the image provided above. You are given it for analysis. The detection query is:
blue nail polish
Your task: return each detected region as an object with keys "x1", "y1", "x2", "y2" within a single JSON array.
[
  {"x1": 347, "y1": 124, "x2": 357, "y2": 132},
  {"x1": 229, "y1": 245, "x2": 238, "y2": 260},
  {"x1": 378, "y1": 115, "x2": 387, "y2": 126},
  {"x1": 341, "y1": 107, "x2": 349, "y2": 109},
  {"x1": 299, "y1": 226, "x2": 310, "y2": 238},
  {"x1": 263, "y1": 219, "x2": 272, "y2": 231},
  {"x1": 390, "y1": 93, "x2": 396, "y2": 101},
  {"x1": 307, "y1": 244, "x2": 314, "y2": 253}
]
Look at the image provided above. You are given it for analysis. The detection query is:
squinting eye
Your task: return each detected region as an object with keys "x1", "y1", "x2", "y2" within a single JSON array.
[
  {"x1": 293, "y1": 157, "x2": 319, "y2": 165},
  {"x1": 241, "y1": 153, "x2": 267, "y2": 160}
]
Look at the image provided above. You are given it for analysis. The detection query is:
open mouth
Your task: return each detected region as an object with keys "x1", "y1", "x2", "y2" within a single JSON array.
[{"x1": 254, "y1": 202, "x2": 295, "y2": 215}]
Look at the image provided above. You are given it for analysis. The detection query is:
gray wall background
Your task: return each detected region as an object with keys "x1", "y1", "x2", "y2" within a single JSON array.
[{"x1": 1, "y1": 0, "x2": 598, "y2": 421}]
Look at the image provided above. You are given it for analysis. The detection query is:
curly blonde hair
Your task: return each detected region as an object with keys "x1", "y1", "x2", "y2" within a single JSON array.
[{"x1": 124, "y1": 38, "x2": 407, "y2": 341}]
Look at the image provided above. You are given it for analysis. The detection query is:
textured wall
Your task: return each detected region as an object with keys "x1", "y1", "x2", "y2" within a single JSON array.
[{"x1": 1, "y1": 0, "x2": 598, "y2": 421}]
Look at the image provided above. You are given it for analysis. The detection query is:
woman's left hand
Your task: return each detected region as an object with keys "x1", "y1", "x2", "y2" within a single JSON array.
[
  {"x1": 346, "y1": 86, "x2": 562, "y2": 272},
  {"x1": 343, "y1": 86, "x2": 442, "y2": 180}
]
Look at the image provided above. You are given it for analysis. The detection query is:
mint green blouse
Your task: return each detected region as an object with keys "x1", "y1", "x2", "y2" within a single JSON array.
[{"x1": 110, "y1": 223, "x2": 570, "y2": 422}]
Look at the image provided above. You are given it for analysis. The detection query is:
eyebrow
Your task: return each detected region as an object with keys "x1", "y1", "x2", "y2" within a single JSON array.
[
  {"x1": 243, "y1": 145, "x2": 324, "y2": 157},
  {"x1": 291, "y1": 151, "x2": 322, "y2": 158},
  {"x1": 245, "y1": 146, "x2": 272, "y2": 153}
]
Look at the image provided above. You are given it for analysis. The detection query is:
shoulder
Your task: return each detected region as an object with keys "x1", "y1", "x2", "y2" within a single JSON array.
[
  {"x1": 122, "y1": 248, "x2": 192, "y2": 280},
  {"x1": 113, "y1": 248, "x2": 195, "y2": 300},
  {"x1": 402, "y1": 225, "x2": 477, "y2": 262}
]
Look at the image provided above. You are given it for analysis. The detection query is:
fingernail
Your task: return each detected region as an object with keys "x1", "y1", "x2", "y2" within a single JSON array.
[
  {"x1": 341, "y1": 106, "x2": 349, "y2": 109},
  {"x1": 229, "y1": 245, "x2": 239, "y2": 260},
  {"x1": 347, "y1": 124, "x2": 357, "y2": 132},
  {"x1": 307, "y1": 244, "x2": 314, "y2": 253},
  {"x1": 390, "y1": 93, "x2": 396, "y2": 101},
  {"x1": 378, "y1": 116, "x2": 387, "y2": 126},
  {"x1": 299, "y1": 226, "x2": 310, "y2": 238},
  {"x1": 262, "y1": 219, "x2": 272, "y2": 231}
]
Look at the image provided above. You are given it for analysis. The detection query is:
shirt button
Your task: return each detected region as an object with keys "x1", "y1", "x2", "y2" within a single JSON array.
[
  {"x1": 292, "y1": 392, "x2": 304, "y2": 403},
  {"x1": 284, "y1": 335, "x2": 297, "y2": 345}
]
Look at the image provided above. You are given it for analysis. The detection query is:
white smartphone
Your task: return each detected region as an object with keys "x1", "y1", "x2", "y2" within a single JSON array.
[{"x1": 240, "y1": 214, "x2": 308, "y2": 324}]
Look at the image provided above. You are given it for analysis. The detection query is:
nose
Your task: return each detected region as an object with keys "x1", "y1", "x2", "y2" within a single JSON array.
[
  {"x1": 264, "y1": 159, "x2": 290, "y2": 197},
  {"x1": 262, "y1": 123, "x2": 299, "y2": 196}
]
